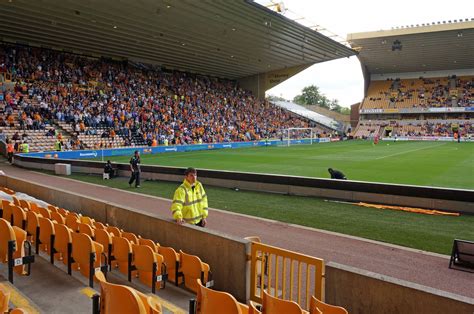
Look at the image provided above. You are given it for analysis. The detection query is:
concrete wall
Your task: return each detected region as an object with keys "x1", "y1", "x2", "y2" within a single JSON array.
[
  {"x1": 0, "y1": 175, "x2": 249, "y2": 302},
  {"x1": 326, "y1": 263, "x2": 474, "y2": 314}
]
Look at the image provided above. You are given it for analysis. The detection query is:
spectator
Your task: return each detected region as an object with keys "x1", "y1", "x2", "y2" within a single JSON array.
[
  {"x1": 103, "y1": 160, "x2": 116, "y2": 178},
  {"x1": 328, "y1": 168, "x2": 347, "y2": 180}
]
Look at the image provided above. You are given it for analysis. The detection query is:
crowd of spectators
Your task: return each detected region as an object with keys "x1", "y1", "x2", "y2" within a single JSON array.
[{"x1": 0, "y1": 44, "x2": 313, "y2": 150}]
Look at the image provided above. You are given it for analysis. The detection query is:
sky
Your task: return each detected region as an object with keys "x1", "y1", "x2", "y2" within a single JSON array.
[{"x1": 256, "y1": 0, "x2": 474, "y2": 107}]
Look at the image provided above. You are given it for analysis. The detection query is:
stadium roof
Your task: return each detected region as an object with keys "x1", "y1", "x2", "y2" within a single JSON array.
[
  {"x1": 0, "y1": 0, "x2": 355, "y2": 80},
  {"x1": 347, "y1": 20, "x2": 474, "y2": 75}
]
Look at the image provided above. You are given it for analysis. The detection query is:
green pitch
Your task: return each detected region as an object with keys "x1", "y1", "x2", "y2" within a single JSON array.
[{"x1": 104, "y1": 140, "x2": 474, "y2": 189}]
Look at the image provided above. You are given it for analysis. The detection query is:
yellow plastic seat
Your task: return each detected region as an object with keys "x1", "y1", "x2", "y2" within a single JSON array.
[
  {"x1": 0, "y1": 285, "x2": 11, "y2": 313},
  {"x1": 158, "y1": 246, "x2": 181, "y2": 285},
  {"x1": 71, "y1": 232, "x2": 105, "y2": 287},
  {"x1": 262, "y1": 290, "x2": 304, "y2": 314},
  {"x1": 132, "y1": 244, "x2": 166, "y2": 293},
  {"x1": 196, "y1": 279, "x2": 247, "y2": 314},
  {"x1": 80, "y1": 216, "x2": 95, "y2": 226},
  {"x1": 309, "y1": 296, "x2": 348, "y2": 314},
  {"x1": 51, "y1": 211, "x2": 66, "y2": 225},
  {"x1": 112, "y1": 236, "x2": 134, "y2": 280},
  {"x1": 12, "y1": 205, "x2": 27, "y2": 230},
  {"x1": 179, "y1": 250, "x2": 211, "y2": 293},
  {"x1": 94, "y1": 270, "x2": 148, "y2": 314},
  {"x1": 138, "y1": 238, "x2": 159, "y2": 253}
]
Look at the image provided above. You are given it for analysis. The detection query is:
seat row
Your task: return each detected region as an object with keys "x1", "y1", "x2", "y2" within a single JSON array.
[{"x1": 0, "y1": 193, "x2": 213, "y2": 295}]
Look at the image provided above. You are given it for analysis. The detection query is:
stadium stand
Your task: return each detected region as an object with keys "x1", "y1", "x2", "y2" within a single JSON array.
[{"x1": 0, "y1": 43, "x2": 319, "y2": 152}]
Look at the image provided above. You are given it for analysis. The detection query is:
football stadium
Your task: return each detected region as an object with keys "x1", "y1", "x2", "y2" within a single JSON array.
[{"x1": 0, "y1": 0, "x2": 473, "y2": 313}]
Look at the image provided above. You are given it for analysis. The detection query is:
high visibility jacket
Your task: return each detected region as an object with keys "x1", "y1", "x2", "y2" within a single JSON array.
[{"x1": 171, "y1": 179, "x2": 208, "y2": 225}]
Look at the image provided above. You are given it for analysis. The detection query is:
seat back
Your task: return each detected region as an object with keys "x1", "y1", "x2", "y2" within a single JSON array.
[
  {"x1": 112, "y1": 236, "x2": 132, "y2": 275},
  {"x1": 51, "y1": 212, "x2": 66, "y2": 225},
  {"x1": 80, "y1": 216, "x2": 94, "y2": 226},
  {"x1": 54, "y1": 223, "x2": 73, "y2": 265},
  {"x1": 12, "y1": 226, "x2": 28, "y2": 275},
  {"x1": 57, "y1": 208, "x2": 69, "y2": 217},
  {"x1": 72, "y1": 232, "x2": 96, "y2": 279},
  {"x1": 11, "y1": 196, "x2": 20, "y2": 207},
  {"x1": 47, "y1": 205, "x2": 58, "y2": 213},
  {"x1": 159, "y1": 246, "x2": 180, "y2": 284},
  {"x1": 38, "y1": 217, "x2": 55, "y2": 253},
  {"x1": 0, "y1": 218, "x2": 16, "y2": 262},
  {"x1": 122, "y1": 232, "x2": 139, "y2": 245},
  {"x1": 18, "y1": 199, "x2": 30, "y2": 210},
  {"x1": 38, "y1": 207, "x2": 51, "y2": 220},
  {"x1": 262, "y1": 290, "x2": 304, "y2": 314},
  {"x1": 147, "y1": 296, "x2": 162, "y2": 314},
  {"x1": 1, "y1": 200, "x2": 13, "y2": 223},
  {"x1": 10, "y1": 308, "x2": 28, "y2": 314},
  {"x1": 95, "y1": 229, "x2": 112, "y2": 254},
  {"x1": 26, "y1": 211, "x2": 40, "y2": 244},
  {"x1": 309, "y1": 296, "x2": 348, "y2": 314},
  {"x1": 180, "y1": 250, "x2": 209, "y2": 293},
  {"x1": 65, "y1": 214, "x2": 80, "y2": 232},
  {"x1": 78, "y1": 223, "x2": 95, "y2": 238},
  {"x1": 196, "y1": 279, "x2": 242, "y2": 314},
  {"x1": 97, "y1": 273, "x2": 147, "y2": 314},
  {"x1": 93, "y1": 221, "x2": 107, "y2": 230},
  {"x1": 0, "y1": 285, "x2": 11, "y2": 313},
  {"x1": 249, "y1": 301, "x2": 262, "y2": 314},
  {"x1": 106, "y1": 226, "x2": 122, "y2": 237},
  {"x1": 139, "y1": 238, "x2": 159, "y2": 253},
  {"x1": 11, "y1": 205, "x2": 27, "y2": 229},
  {"x1": 133, "y1": 244, "x2": 164, "y2": 290}
]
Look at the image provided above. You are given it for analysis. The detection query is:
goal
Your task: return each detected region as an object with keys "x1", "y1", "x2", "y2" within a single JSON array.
[{"x1": 281, "y1": 128, "x2": 318, "y2": 146}]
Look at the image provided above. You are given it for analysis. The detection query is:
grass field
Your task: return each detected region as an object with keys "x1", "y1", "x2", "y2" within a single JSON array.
[{"x1": 102, "y1": 140, "x2": 474, "y2": 189}]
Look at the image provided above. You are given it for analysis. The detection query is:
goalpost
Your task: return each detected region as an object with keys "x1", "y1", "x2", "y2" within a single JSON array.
[{"x1": 281, "y1": 128, "x2": 318, "y2": 146}]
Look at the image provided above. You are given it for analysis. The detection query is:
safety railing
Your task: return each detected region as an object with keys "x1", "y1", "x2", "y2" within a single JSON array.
[{"x1": 249, "y1": 241, "x2": 325, "y2": 310}]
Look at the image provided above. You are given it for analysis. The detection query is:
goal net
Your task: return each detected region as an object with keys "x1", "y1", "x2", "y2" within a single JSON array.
[{"x1": 281, "y1": 128, "x2": 318, "y2": 146}]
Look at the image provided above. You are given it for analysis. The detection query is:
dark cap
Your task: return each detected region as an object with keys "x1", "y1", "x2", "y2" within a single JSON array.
[{"x1": 184, "y1": 167, "x2": 197, "y2": 175}]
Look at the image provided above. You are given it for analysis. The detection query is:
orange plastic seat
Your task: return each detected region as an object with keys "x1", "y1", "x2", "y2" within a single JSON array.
[
  {"x1": 147, "y1": 296, "x2": 163, "y2": 314},
  {"x1": 57, "y1": 208, "x2": 69, "y2": 217},
  {"x1": 132, "y1": 244, "x2": 166, "y2": 293},
  {"x1": 51, "y1": 211, "x2": 66, "y2": 225},
  {"x1": 79, "y1": 223, "x2": 95, "y2": 238},
  {"x1": 249, "y1": 301, "x2": 262, "y2": 314},
  {"x1": 11, "y1": 205, "x2": 27, "y2": 230},
  {"x1": 0, "y1": 218, "x2": 34, "y2": 283},
  {"x1": 0, "y1": 285, "x2": 11, "y2": 313},
  {"x1": 11, "y1": 196, "x2": 20, "y2": 207},
  {"x1": 138, "y1": 238, "x2": 159, "y2": 253},
  {"x1": 53, "y1": 223, "x2": 73, "y2": 266},
  {"x1": 93, "y1": 221, "x2": 107, "y2": 230},
  {"x1": 122, "y1": 232, "x2": 140, "y2": 245},
  {"x1": 65, "y1": 214, "x2": 80, "y2": 232},
  {"x1": 309, "y1": 296, "x2": 348, "y2": 314},
  {"x1": 18, "y1": 199, "x2": 30, "y2": 211},
  {"x1": 26, "y1": 211, "x2": 41, "y2": 250},
  {"x1": 112, "y1": 236, "x2": 134, "y2": 280},
  {"x1": 29, "y1": 202, "x2": 40, "y2": 213},
  {"x1": 37, "y1": 207, "x2": 51, "y2": 220},
  {"x1": 94, "y1": 271, "x2": 147, "y2": 314},
  {"x1": 179, "y1": 250, "x2": 212, "y2": 293},
  {"x1": 10, "y1": 308, "x2": 28, "y2": 314},
  {"x1": 71, "y1": 232, "x2": 105, "y2": 287},
  {"x1": 158, "y1": 246, "x2": 181, "y2": 285},
  {"x1": 262, "y1": 290, "x2": 304, "y2": 314},
  {"x1": 38, "y1": 217, "x2": 55, "y2": 260},
  {"x1": 1, "y1": 200, "x2": 13, "y2": 223},
  {"x1": 106, "y1": 226, "x2": 122, "y2": 237},
  {"x1": 196, "y1": 279, "x2": 248, "y2": 314},
  {"x1": 47, "y1": 205, "x2": 58, "y2": 213}
]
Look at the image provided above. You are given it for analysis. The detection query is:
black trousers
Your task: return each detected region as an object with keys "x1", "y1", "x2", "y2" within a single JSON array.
[
  {"x1": 195, "y1": 220, "x2": 205, "y2": 228},
  {"x1": 129, "y1": 171, "x2": 140, "y2": 186}
]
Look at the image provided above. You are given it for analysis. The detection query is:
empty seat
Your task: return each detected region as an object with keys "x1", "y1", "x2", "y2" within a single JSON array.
[
  {"x1": 11, "y1": 205, "x2": 27, "y2": 230},
  {"x1": 53, "y1": 223, "x2": 73, "y2": 267},
  {"x1": 80, "y1": 216, "x2": 95, "y2": 226},
  {"x1": 18, "y1": 199, "x2": 30, "y2": 211},
  {"x1": 139, "y1": 238, "x2": 159, "y2": 253},
  {"x1": 95, "y1": 229, "x2": 113, "y2": 268},
  {"x1": 147, "y1": 296, "x2": 163, "y2": 314},
  {"x1": 309, "y1": 296, "x2": 348, "y2": 314},
  {"x1": 112, "y1": 236, "x2": 134, "y2": 280},
  {"x1": 122, "y1": 232, "x2": 140, "y2": 245},
  {"x1": 249, "y1": 301, "x2": 262, "y2": 314},
  {"x1": 262, "y1": 289, "x2": 304, "y2": 314},
  {"x1": 195, "y1": 279, "x2": 248, "y2": 314},
  {"x1": 158, "y1": 246, "x2": 181, "y2": 285},
  {"x1": 106, "y1": 226, "x2": 122, "y2": 237},
  {"x1": 93, "y1": 221, "x2": 107, "y2": 230},
  {"x1": 71, "y1": 232, "x2": 106, "y2": 287},
  {"x1": 78, "y1": 223, "x2": 95, "y2": 238},
  {"x1": 38, "y1": 207, "x2": 51, "y2": 220},
  {"x1": 179, "y1": 250, "x2": 212, "y2": 293},
  {"x1": 1, "y1": 200, "x2": 13, "y2": 223},
  {"x1": 132, "y1": 244, "x2": 166, "y2": 293},
  {"x1": 51, "y1": 211, "x2": 66, "y2": 225},
  {"x1": 0, "y1": 218, "x2": 34, "y2": 283},
  {"x1": 0, "y1": 285, "x2": 11, "y2": 313},
  {"x1": 26, "y1": 211, "x2": 41, "y2": 251},
  {"x1": 65, "y1": 214, "x2": 80, "y2": 232},
  {"x1": 38, "y1": 217, "x2": 56, "y2": 263}
]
